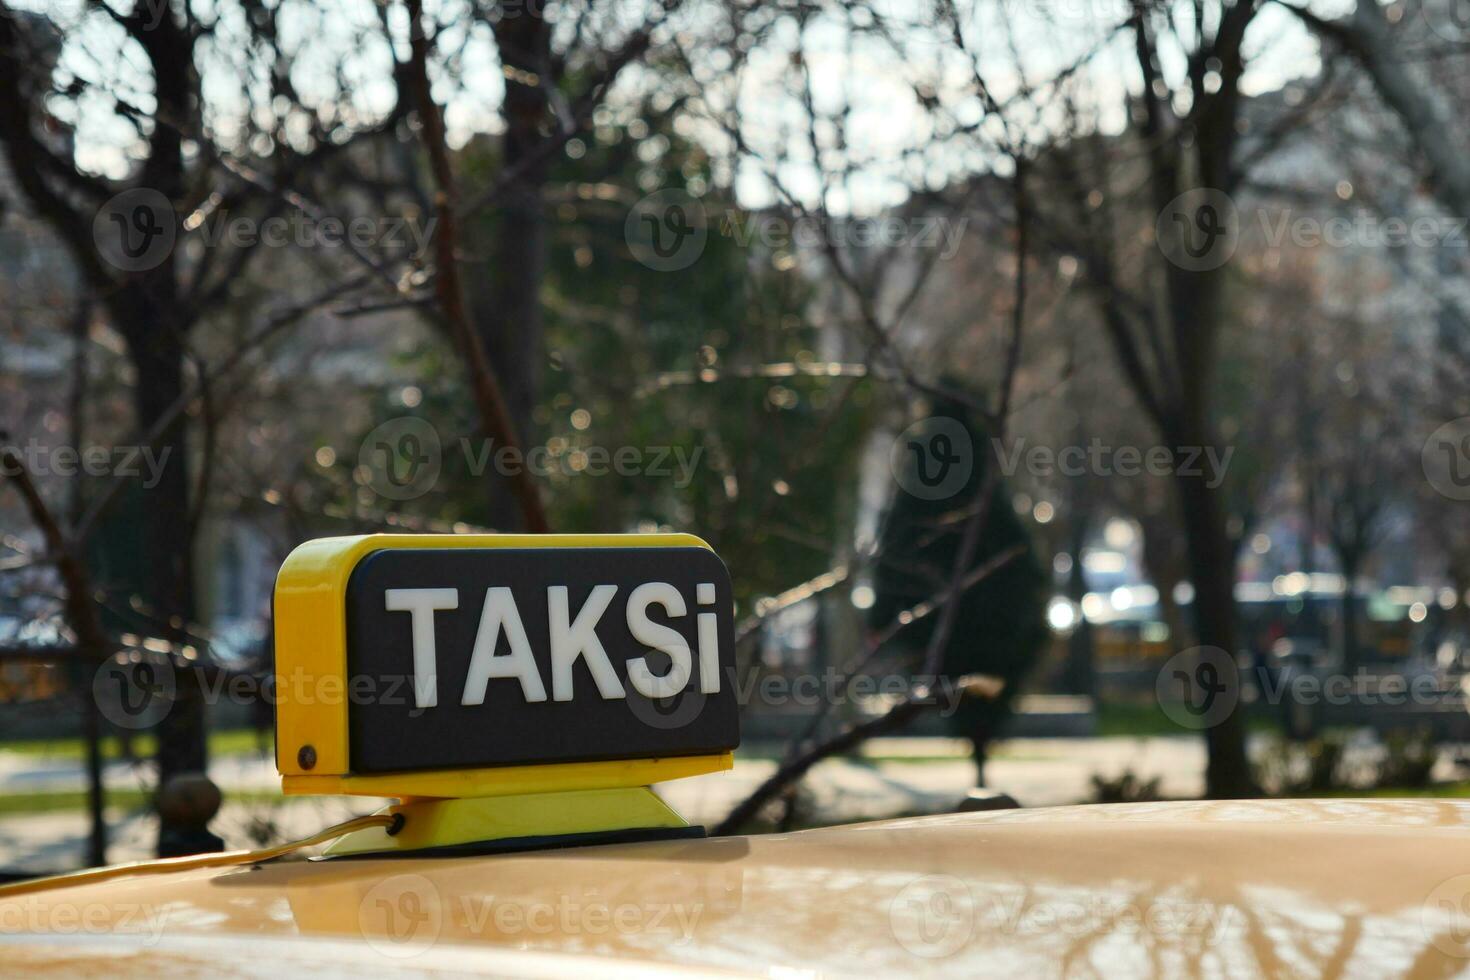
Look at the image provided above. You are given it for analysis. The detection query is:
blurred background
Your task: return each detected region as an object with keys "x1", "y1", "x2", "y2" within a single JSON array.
[{"x1": 3, "y1": 0, "x2": 1470, "y2": 874}]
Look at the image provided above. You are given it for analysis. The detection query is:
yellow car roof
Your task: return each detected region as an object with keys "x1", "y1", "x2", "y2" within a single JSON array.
[{"x1": 5, "y1": 798, "x2": 1470, "y2": 977}]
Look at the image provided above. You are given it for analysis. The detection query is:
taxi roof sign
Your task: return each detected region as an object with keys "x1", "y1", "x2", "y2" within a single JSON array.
[{"x1": 273, "y1": 534, "x2": 739, "y2": 801}]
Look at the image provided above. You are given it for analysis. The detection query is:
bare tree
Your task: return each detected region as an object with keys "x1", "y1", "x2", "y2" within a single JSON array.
[
  {"x1": 0, "y1": 0, "x2": 433, "y2": 852},
  {"x1": 1288, "y1": 0, "x2": 1470, "y2": 221},
  {"x1": 1019, "y1": 0, "x2": 1278, "y2": 796}
]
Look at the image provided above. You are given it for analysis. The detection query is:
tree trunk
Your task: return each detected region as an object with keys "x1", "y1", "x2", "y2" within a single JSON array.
[
  {"x1": 476, "y1": 10, "x2": 552, "y2": 530},
  {"x1": 1063, "y1": 518, "x2": 1095, "y2": 697},
  {"x1": 112, "y1": 283, "x2": 208, "y2": 852},
  {"x1": 1341, "y1": 555, "x2": 1360, "y2": 673},
  {"x1": 969, "y1": 719, "x2": 994, "y2": 788},
  {"x1": 81, "y1": 680, "x2": 106, "y2": 866},
  {"x1": 136, "y1": 341, "x2": 206, "y2": 778},
  {"x1": 66, "y1": 302, "x2": 107, "y2": 867},
  {"x1": 1173, "y1": 442, "x2": 1257, "y2": 798}
]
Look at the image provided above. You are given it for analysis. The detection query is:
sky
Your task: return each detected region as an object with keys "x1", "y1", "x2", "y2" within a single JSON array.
[{"x1": 13, "y1": 0, "x2": 1349, "y2": 213}]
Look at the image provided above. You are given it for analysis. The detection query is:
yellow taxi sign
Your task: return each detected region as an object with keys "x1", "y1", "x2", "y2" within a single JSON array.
[{"x1": 273, "y1": 533, "x2": 738, "y2": 800}]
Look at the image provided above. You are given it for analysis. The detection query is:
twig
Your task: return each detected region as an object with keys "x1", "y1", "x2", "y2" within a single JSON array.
[
  {"x1": 403, "y1": 0, "x2": 549, "y2": 533},
  {"x1": 712, "y1": 674, "x2": 1003, "y2": 835},
  {"x1": 71, "y1": 273, "x2": 373, "y2": 548}
]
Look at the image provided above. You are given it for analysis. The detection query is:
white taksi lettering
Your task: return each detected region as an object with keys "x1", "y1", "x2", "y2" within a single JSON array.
[
  {"x1": 696, "y1": 582, "x2": 721, "y2": 694},
  {"x1": 384, "y1": 588, "x2": 459, "y2": 709},
  {"x1": 625, "y1": 582, "x2": 692, "y2": 698},
  {"x1": 462, "y1": 587, "x2": 547, "y2": 704},
  {"x1": 387, "y1": 580, "x2": 723, "y2": 707},
  {"x1": 548, "y1": 585, "x2": 625, "y2": 702}
]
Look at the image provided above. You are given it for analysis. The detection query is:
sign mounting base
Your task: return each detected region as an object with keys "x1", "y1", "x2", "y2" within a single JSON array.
[{"x1": 321, "y1": 786, "x2": 693, "y2": 858}]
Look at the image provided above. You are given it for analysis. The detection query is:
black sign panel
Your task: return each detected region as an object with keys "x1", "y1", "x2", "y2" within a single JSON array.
[{"x1": 344, "y1": 547, "x2": 739, "y2": 773}]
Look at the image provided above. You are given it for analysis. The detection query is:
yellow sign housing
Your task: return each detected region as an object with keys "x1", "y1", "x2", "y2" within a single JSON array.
[{"x1": 273, "y1": 532, "x2": 735, "y2": 802}]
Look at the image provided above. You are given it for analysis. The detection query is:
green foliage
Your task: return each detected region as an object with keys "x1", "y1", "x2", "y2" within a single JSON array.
[
  {"x1": 1255, "y1": 727, "x2": 1438, "y2": 794},
  {"x1": 346, "y1": 97, "x2": 873, "y2": 611},
  {"x1": 1090, "y1": 769, "x2": 1162, "y2": 803},
  {"x1": 1255, "y1": 731, "x2": 1350, "y2": 795},
  {"x1": 868, "y1": 399, "x2": 1048, "y2": 745},
  {"x1": 1377, "y1": 728, "x2": 1437, "y2": 789}
]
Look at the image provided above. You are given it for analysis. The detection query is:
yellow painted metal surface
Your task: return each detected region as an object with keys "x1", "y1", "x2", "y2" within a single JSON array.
[
  {"x1": 273, "y1": 532, "x2": 729, "y2": 797},
  {"x1": 6, "y1": 800, "x2": 1470, "y2": 976},
  {"x1": 280, "y1": 752, "x2": 734, "y2": 800},
  {"x1": 323, "y1": 787, "x2": 688, "y2": 857}
]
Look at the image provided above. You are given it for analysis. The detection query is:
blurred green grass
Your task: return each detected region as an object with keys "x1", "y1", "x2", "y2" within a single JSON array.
[
  {"x1": 0, "y1": 787, "x2": 286, "y2": 815},
  {"x1": 0, "y1": 728, "x2": 268, "y2": 761},
  {"x1": 0, "y1": 729, "x2": 276, "y2": 815},
  {"x1": 1095, "y1": 702, "x2": 1284, "y2": 738}
]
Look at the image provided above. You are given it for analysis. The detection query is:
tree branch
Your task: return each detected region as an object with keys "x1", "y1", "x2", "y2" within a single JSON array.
[{"x1": 402, "y1": 0, "x2": 549, "y2": 533}]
